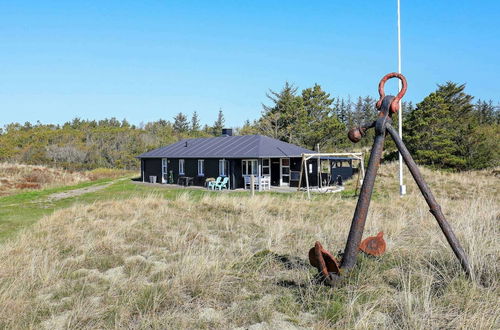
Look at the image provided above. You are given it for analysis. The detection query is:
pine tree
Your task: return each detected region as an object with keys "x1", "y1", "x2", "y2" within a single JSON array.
[
  {"x1": 474, "y1": 99, "x2": 498, "y2": 125},
  {"x1": 337, "y1": 98, "x2": 349, "y2": 126},
  {"x1": 191, "y1": 111, "x2": 201, "y2": 132},
  {"x1": 238, "y1": 119, "x2": 258, "y2": 135},
  {"x1": 212, "y1": 109, "x2": 225, "y2": 136},
  {"x1": 361, "y1": 96, "x2": 376, "y2": 123},
  {"x1": 345, "y1": 95, "x2": 354, "y2": 129},
  {"x1": 259, "y1": 82, "x2": 305, "y2": 143},
  {"x1": 404, "y1": 82, "x2": 475, "y2": 169},
  {"x1": 299, "y1": 84, "x2": 344, "y2": 150},
  {"x1": 121, "y1": 119, "x2": 130, "y2": 128},
  {"x1": 173, "y1": 112, "x2": 189, "y2": 133},
  {"x1": 352, "y1": 97, "x2": 364, "y2": 126},
  {"x1": 202, "y1": 124, "x2": 211, "y2": 135}
]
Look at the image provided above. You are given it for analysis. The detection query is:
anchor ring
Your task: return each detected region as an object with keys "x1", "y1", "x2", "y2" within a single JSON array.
[{"x1": 375, "y1": 73, "x2": 407, "y2": 113}]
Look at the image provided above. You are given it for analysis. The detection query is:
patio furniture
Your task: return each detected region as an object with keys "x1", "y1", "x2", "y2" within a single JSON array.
[
  {"x1": 244, "y1": 175, "x2": 270, "y2": 191},
  {"x1": 244, "y1": 175, "x2": 252, "y2": 189},
  {"x1": 215, "y1": 177, "x2": 229, "y2": 190},
  {"x1": 259, "y1": 176, "x2": 271, "y2": 190},
  {"x1": 177, "y1": 176, "x2": 193, "y2": 186},
  {"x1": 208, "y1": 177, "x2": 222, "y2": 190}
]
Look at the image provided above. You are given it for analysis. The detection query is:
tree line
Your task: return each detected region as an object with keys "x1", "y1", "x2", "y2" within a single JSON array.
[
  {"x1": 242, "y1": 81, "x2": 498, "y2": 170},
  {"x1": 0, "y1": 82, "x2": 498, "y2": 171},
  {"x1": 0, "y1": 111, "x2": 227, "y2": 170}
]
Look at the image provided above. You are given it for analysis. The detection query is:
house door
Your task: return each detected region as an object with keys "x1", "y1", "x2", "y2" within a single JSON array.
[
  {"x1": 280, "y1": 158, "x2": 290, "y2": 186},
  {"x1": 270, "y1": 159, "x2": 280, "y2": 186}
]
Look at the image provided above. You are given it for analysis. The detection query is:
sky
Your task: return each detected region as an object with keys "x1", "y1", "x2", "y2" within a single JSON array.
[{"x1": 1, "y1": 1, "x2": 499, "y2": 128}]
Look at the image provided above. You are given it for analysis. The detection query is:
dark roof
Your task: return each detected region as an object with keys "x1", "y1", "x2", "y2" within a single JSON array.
[{"x1": 137, "y1": 135, "x2": 315, "y2": 159}]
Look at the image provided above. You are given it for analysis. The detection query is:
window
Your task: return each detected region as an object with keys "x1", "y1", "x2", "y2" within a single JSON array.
[
  {"x1": 162, "y1": 158, "x2": 168, "y2": 183},
  {"x1": 179, "y1": 159, "x2": 185, "y2": 175},
  {"x1": 281, "y1": 158, "x2": 290, "y2": 185},
  {"x1": 198, "y1": 159, "x2": 204, "y2": 176},
  {"x1": 219, "y1": 159, "x2": 228, "y2": 176},
  {"x1": 262, "y1": 158, "x2": 270, "y2": 176},
  {"x1": 242, "y1": 159, "x2": 258, "y2": 176}
]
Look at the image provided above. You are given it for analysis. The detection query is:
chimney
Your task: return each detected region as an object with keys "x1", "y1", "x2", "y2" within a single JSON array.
[{"x1": 221, "y1": 128, "x2": 233, "y2": 136}]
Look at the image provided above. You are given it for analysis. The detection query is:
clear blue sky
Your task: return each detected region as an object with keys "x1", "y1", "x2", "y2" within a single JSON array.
[{"x1": 1, "y1": 1, "x2": 498, "y2": 128}]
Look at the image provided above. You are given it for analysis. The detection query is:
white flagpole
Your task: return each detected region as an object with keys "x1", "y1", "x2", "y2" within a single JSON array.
[{"x1": 398, "y1": 0, "x2": 406, "y2": 196}]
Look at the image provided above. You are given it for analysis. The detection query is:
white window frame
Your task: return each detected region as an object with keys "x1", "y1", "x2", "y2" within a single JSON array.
[
  {"x1": 262, "y1": 158, "x2": 270, "y2": 176},
  {"x1": 219, "y1": 159, "x2": 228, "y2": 177},
  {"x1": 242, "y1": 159, "x2": 258, "y2": 176},
  {"x1": 198, "y1": 159, "x2": 204, "y2": 176},
  {"x1": 161, "y1": 158, "x2": 168, "y2": 183},
  {"x1": 179, "y1": 159, "x2": 185, "y2": 175}
]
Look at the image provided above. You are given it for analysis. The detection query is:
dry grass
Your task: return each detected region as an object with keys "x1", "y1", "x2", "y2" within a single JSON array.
[
  {"x1": 0, "y1": 163, "x2": 133, "y2": 196},
  {"x1": 0, "y1": 163, "x2": 498, "y2": 329}
]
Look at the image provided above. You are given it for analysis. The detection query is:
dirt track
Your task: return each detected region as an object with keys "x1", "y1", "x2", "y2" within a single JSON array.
[{"x1": 47, "y1": 182, "x2": 114, "y2": 201}]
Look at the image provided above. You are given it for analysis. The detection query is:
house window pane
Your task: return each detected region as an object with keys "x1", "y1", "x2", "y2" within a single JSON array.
[
  {"x1": 198, "y1": 160, "x2": 204, "y2": 176},
  {"x1": 179, "y1": 159, "x2": 185, "y2": 175},
  {"x1": 262, "y1": 158, "x2": 270, "y2": 176},
  {"x1": 252, "y1": 160, "x2": 258, "y2": 175},
  {"x1": 219, "y1": 159, "x2": 226, "y2": 176},
  {"x1": 242, "y1": 159, "x2": 258, "y2": 176},
  {"x1": 281, "y1": 158, "x2": 290, "y2": 166}
]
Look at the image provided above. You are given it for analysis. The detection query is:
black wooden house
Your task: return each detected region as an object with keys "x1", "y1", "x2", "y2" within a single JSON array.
[{"x1": 136, "y1": 131, "x2": 319, "y2": 189}]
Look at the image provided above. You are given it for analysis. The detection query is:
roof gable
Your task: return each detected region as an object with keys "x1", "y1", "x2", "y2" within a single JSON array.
[{"x1": 137, "y1": 135, "x2": 315, "y2": 158}]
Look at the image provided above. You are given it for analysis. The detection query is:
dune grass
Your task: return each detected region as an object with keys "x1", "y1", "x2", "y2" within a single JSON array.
[{"x1": 0, "y1": 163, "x2": 498, "y2": 328}]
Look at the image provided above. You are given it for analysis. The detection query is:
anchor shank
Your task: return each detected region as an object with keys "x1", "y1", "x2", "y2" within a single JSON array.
[
  {"x1": 386, "y1": 123, "x2": 472, "y2": 278},
  {"x1": 341, "y1": 119, "x2": 387, "y2": 270}
]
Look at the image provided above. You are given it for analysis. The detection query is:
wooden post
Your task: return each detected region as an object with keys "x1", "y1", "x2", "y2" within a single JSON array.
[
  {"x1": 297, "y1": 154, "x2": 304, "y2": 192},
  {"x1": 250, "y1": 175, "x2": 255, "y2": 196},
  {"x1": 304, "y1": 157, "x2": 311, "y2": 200},
  {"x1": 316, "y1": 144, "x2": 321, "y2": 189},
  {"x1": 258, "y1": 163, "x2": 262, "y2": 192},
  {"x1": 317, "y1": 155, "x2": 321, "y2": 189},
  {"x1": 354, "y1": 163, "x2": 361, "y2": 196}
]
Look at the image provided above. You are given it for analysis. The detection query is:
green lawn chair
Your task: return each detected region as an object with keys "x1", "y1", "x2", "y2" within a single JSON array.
[
  {"x1": 208, "y1": 177, "x2": 222, "y2": 190},
  {"x1": 215, "y1": 177, "x2": 229, "y2": 190}
]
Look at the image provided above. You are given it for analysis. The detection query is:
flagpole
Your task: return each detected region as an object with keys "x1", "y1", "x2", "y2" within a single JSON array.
[{"x1": 397, "y1": 0, "x2": 406, "y2": 196}]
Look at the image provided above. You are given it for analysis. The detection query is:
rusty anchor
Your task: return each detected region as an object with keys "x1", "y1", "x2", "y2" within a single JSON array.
[
  {"x1": 308, "y1": 242, "x2": 341, "y2": 283},
  {"x1": 359, "y1": 231, "x2": 386, "y2": 257},
  {"x1": 309, "y1": 73, "x2": 472, "y2": 283}
]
